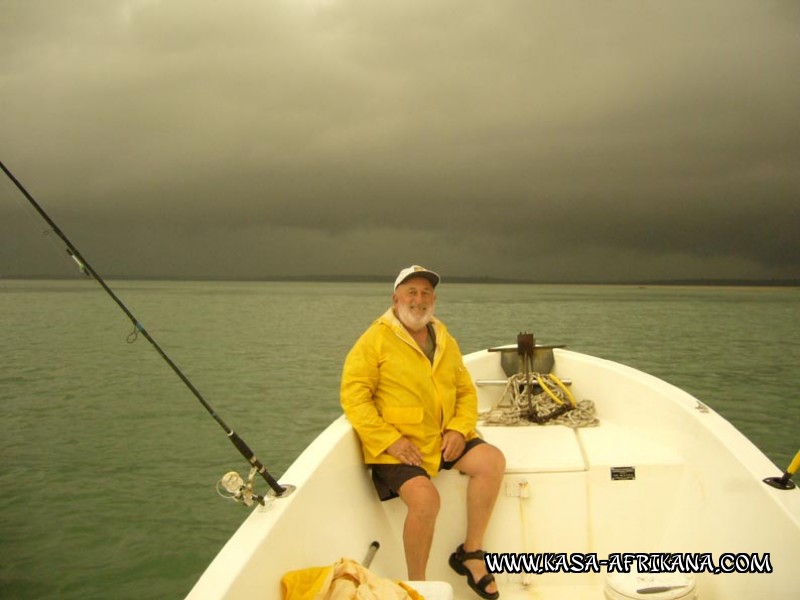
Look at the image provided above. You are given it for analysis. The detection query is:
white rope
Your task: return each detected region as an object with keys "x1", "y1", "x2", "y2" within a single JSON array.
[{"x1": 479, "y1": 373, "x2": 599, "y2": 428}]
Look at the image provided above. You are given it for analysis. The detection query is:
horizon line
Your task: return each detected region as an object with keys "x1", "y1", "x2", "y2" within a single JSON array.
[{"x1": 2, "y1": 274, "x2": 798, "y2": 287}]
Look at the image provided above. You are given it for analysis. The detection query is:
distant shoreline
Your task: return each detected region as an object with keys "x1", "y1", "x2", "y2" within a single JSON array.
[{"x1": 2, "y1": 275, "x2": 798, "y2": 287}]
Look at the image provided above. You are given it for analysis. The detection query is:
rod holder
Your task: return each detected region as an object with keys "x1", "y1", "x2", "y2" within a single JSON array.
[{"x1": 763, "y1": 450, "x2": 799, "y2": 490}]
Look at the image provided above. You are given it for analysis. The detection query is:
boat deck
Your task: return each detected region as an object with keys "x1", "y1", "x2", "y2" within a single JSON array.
[
  {"x1": 410, "y1": 580, "x2": 606, "y2": 600},
  {"x1": 186, "y1": 347, "x2": 800, "y2": 600},
  {"x1": 491, "y1": 584, "x2": 603, "y2": 600}
]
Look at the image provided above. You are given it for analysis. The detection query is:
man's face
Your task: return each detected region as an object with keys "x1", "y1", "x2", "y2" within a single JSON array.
[{"x1": 393, "y1": 276, "x2": 436, "y2": 332}]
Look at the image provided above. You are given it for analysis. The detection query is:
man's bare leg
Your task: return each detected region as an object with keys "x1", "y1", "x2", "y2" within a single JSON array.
[
  {"x1": 454, "y1": 444, "x2": 505, "y2": 594},
  {"x1": 398, "y1": 475, "x2": 441, "y2": 580}
]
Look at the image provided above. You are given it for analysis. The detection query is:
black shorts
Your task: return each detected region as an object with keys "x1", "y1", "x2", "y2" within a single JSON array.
[{"x1": 370, "y1": 438, "x2": 486, "y2": 501}]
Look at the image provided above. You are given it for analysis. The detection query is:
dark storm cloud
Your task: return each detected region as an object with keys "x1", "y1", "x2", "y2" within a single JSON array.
[{"x1": 2, "y1": 0, "x2": 798, "y2": 281}]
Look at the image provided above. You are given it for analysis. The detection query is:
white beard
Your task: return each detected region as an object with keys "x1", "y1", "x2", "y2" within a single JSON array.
[{"x1": 396, "y1": 302, "x2": 434, "y2": 332}]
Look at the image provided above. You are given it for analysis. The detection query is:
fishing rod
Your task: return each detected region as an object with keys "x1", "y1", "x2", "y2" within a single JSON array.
[{"x1": 1, "y1": 160, "x2": 292, "y2": 501}]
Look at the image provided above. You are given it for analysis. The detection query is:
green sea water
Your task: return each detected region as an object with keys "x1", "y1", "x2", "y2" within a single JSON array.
[{"x1": 1, "y1": 280, "x2": 798, "y2": 599}]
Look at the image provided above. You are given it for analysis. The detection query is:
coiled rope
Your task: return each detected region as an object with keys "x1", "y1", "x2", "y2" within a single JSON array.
[{"x1": 480, "y1": 373, "x2": 599, "y2": 428}]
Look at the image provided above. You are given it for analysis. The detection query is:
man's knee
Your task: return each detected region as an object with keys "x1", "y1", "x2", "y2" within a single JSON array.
[
  {"x1": 458, "y1": 443, "x2": 506, "y2": 478},
  {"x1": 399, "y1": 476, "x2": 441, "y2": 519},
  {"x1": 486, "y1": 444, "x2": 506, "y2": 476}
]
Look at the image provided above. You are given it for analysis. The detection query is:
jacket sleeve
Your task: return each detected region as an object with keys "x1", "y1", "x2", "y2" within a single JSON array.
[
  {"x1": 340, "y1": 331, "x2": 402, "y2": 458},
  {"x1": 443, "y1": 343, "x2": 478, "y2": 437}
]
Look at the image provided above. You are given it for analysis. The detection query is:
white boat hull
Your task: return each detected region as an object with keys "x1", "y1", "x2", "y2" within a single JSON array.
[{"x1": 187, "y1": 348, "x2": 800, "y2": 599}]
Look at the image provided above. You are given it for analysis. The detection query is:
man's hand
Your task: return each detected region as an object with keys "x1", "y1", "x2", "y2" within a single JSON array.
[
  {"x1": 386, "y1": 437, "x2": 424, "y2": 467},
  {"x1": 441, "y1": 430, "x2": 466, "y2": 462}
]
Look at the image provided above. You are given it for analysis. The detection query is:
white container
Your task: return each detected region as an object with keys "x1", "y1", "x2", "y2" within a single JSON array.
[
  {"x1": 405, "y1": 581, "x2": 454, "y2": 600},
  {"x1": 604, "y1": 571, "x2": 696, "y2": 600}
]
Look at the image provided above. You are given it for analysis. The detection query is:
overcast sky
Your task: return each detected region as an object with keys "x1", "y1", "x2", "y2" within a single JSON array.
[{"x1": 1, "y1": 0, "x2": 798, "y2": 282}]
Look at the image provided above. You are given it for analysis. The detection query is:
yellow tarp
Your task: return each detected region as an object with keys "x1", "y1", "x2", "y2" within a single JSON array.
[{"x1": 281, "y1": 558, "x2": 424, "y2": 600}]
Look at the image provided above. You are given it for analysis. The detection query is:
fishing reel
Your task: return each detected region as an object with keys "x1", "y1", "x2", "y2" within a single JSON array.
[{"x1": 217, "y1": 467, "x2": 267, "y2": 507}]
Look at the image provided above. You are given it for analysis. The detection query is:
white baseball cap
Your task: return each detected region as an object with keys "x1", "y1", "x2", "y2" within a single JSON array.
[{"x1": 393, "y1": 265, "x2": 441, "y2": 291}]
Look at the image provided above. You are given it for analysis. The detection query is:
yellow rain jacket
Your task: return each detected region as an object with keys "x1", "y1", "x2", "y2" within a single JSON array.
[
  {"x1": 340, "y1": 308, "x2": 478, "y2": 477},
  {"x1": 281, "y1": 557, "x2": 423, "y2": 600}
]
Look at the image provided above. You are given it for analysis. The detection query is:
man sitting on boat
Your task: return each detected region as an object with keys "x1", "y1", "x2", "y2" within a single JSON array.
[{"x1": 341, "y1": 265, "x2": 506, "y2": 600}]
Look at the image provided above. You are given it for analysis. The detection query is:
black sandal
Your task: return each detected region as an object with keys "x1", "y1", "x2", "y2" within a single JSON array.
[{"x1": 448, "y1": 544, "x2": 500, "y2": 600}]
